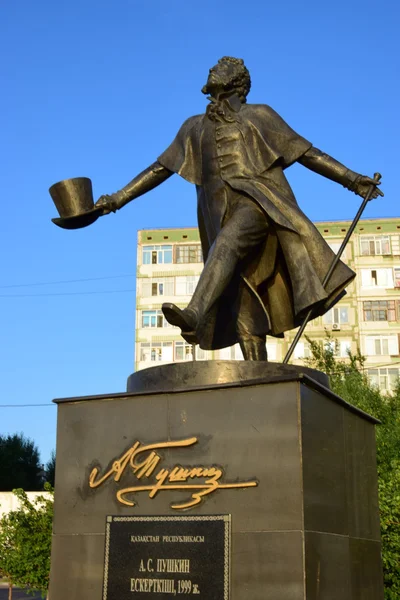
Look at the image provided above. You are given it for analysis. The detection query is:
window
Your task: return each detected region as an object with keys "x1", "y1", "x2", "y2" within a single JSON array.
[
  {"x1": 323, "y1": 306, "x2": 349, "y2": 325},
  {"x1": 368, "y1": 368, "x2": 400, "y2": 393},
  {"x1": 266, "y1": 343, "x2": 277, "y2": 361},
  {"x1": 196, "y1": 347, "x2": 210, "y2": 361},
  {"x1": 360, "y1": 268, "x2": 394, "y2": 288},
  {"x1": 139, "y1": 342, "x2": 173, "y2": 362},
  {"x1": 293, "y1": 342, "x2": 311, "y2": 359},
  {"x1": 153, "y1": 282, "x2": 162, "y2": 296},
  {"x1": 328, "y1": 242, "x2": 342, "y2": 253},
  {"x1": 217, "y1": 345, "x2": 243, "y2": 360},
  {"x1": 175, "y1": 341, "x2": 193, "y2": 361},
  {"x1": 339, "y1": 340, "x2": 352, "y2": 358},
  {"x1": 233, "y1": 344, "x2": 243, "y2": 360},
  {"x1": 319, "y1": 339, "x2": 351, "y2": 358},
  {"x1": 394, "y1": 268, "x2": 400, "y2": 288},
  {"x1": 175, "y1": 276, "x2": 200, "y2": 296},
  {"x1": 327, "y1": 242, "x2": 348, "y2": 259},
  {"x1": 141, "y1": 310, "x2": 167, "y2": 328},
  {"x1": 218, "y1": 347, "x2": 232, "y2": 360},
  {"x1": 141, "y1": 278, "x2": 174, "y2": 297},
  {"x1": 363, "y1": 300, "x2": 398, "y2": 322},
  {"x1": 142, "y1": 245, "x2": 172, "y2": 265},
  {"x1": 176, "y1": 245, "x2": 202, "y2": 264},
  {"x1": 219, "y1": 343, "x2": 274, "y2": 360},
  {"x1": 365, "y1": 335, "x2": 399, "y2": 356},
  {"x1": 360, "y1": 235, "x2": 391, "y2": 256},
  {"x1": 324, "y1": 339, "x2": 336, "y2": 353}
]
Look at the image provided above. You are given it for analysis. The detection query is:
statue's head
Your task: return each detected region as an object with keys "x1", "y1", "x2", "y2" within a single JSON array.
[{"x1": 202, "y1": 56, "x2": 251, "y2": 103}]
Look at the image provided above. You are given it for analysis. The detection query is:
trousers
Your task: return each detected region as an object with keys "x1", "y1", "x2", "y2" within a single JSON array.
[{"x1": 187, "y1": 189, "x2": 271, "y2": 347}]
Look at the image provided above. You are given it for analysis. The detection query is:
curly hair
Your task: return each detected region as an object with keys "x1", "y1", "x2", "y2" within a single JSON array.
[
  {"x1": 202, "y1": 56, "x2": 251, "y2": 103},
  {"x1": 218, "y1": 56, "x2": 251, "y2": 103}
]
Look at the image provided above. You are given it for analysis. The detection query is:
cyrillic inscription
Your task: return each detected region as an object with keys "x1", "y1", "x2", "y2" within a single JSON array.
[{"x1": 102, "y1": 515, "x2": 231, "y2": 599}]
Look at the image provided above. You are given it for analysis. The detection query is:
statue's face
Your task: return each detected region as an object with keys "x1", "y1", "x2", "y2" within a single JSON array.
[{"x1": 205, "y1": 61, "x2": 237, "y2": 95}]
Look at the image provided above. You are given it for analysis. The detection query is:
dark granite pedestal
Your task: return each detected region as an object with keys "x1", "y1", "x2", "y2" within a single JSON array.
[{"x1": 49, "y1": 361, "x2": 384, "y2": 599}]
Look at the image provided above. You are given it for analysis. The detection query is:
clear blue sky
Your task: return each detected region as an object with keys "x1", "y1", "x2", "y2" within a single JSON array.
[{"x1": 0, "y1": 0, "x2": 398, "y2": 466}]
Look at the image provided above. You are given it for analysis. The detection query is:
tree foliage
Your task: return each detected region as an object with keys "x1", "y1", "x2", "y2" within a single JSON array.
[
  {"x1": 305, "y1": 333, "x2": 400, "y2": 599},
  {"x1": 0, "y1": 485, "x2": 53, "y2": 598},
  {"x1": 0, "y1": 434, "x2": 43, "y2": 492},
  {"x1": 45, "y1": 451, "x2": 56, "y2": 487}
]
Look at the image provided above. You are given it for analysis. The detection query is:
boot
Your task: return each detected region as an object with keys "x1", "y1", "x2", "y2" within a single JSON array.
[{"x1": 161, "y1": 304, "x2": 199, "y2": 344}]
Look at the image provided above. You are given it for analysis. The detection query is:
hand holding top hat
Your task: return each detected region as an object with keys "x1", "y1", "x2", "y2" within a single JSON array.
[
  {"x1": 94, "y1": 193, "x2": 120, "y2": 215},
  {"x1": 50, "y1": 177, "x2": 119, "y2": 230}
]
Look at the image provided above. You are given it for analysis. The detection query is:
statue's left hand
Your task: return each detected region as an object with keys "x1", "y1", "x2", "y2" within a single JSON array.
[
  {"x1": 353, "y1": 175, "x2": 384, "y2": 199},
  {"x1": 95, "y1": 194, "x2": 119, "y2": 215}
]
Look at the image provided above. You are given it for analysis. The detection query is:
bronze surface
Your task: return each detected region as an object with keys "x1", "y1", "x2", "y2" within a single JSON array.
[{"x1": 49, "y1": 56, "x2": 383, "y2": 360}]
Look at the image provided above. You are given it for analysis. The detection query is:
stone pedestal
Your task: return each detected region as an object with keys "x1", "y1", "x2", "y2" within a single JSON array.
[{"x1": 49, "y1": 361, "x2": 384, "y2": 599}]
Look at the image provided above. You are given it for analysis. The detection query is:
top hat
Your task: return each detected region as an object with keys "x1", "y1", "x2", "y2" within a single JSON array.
[{"x1": 49, "y1": 177, "x2": 102, "y2": 230}]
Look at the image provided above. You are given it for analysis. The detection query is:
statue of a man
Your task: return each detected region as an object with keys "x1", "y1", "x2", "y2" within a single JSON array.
[{"x1": 95, "y1": 56, "x2": 382, "y2": 360}]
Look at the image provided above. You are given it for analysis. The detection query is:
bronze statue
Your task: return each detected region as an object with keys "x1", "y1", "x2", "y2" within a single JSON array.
[{"x1": 52, "y1": 57, "x2": 383, "y2": 361}]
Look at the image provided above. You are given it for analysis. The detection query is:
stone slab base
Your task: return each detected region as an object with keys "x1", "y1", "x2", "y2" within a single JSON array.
[{"x1": 49, "y1": 362, "x2": 384, "y2": 599}]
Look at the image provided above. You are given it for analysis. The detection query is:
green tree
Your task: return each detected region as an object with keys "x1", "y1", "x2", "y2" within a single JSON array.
[
  {"x1": 45, "y1": 451, "x2": 56, "y2": 487},
  {"x1": 0, "y1": 434, "x2": 43, "y2": 491},
  {"x1": 305, "y1": 334, "x2": 400, "y2": 599},
  {"x1": 0, "y1": 485, "x2": 53, "y2": 599}
]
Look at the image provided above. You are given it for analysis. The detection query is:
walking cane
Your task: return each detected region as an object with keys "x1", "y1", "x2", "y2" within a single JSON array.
[{"x1": 283, "y1": 172, "x2": 382, "y2": 364}]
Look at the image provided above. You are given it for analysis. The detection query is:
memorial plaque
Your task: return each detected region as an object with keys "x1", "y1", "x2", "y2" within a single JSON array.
[{"x1": 103, "y1": 515, "x2": 231, "y2": 599}]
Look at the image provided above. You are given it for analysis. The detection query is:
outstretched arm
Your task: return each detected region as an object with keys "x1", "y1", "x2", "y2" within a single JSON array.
[
  {"x1": 298, "y1": 147, "x2": 383, "y2": 199},
  {"x1": 95, "y1": 161, "x2": 173, "y2": 214}
]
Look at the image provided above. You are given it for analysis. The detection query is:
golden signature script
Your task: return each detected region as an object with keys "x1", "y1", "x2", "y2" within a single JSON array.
[{"x1": 88, "y1": 437, "x2": 257, "y2": 509}]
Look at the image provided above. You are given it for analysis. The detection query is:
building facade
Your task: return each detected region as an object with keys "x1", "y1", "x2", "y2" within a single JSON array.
[
  {"x1": 135, "y1": 218, "x2": 400, "y2": 393},
  {"x1": 0, "y1": 491, "x2": 52, "y2": 518}
]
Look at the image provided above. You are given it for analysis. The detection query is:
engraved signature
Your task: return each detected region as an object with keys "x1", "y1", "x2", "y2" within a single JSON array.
[{"x1": 88, "y1": 437, "x2": 258, "y2": 509}]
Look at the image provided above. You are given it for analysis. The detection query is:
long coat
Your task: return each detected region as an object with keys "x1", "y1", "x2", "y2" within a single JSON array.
[{"x1": 158, "y1": 100, "x2": 355, "y2": 349}]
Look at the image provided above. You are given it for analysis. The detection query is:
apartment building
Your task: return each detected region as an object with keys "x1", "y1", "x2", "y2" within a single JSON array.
[{"x1": 135, "y1": 218, "x2": 400, "y2": 392}]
